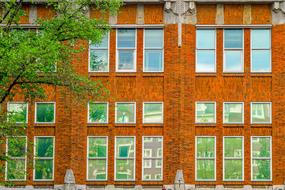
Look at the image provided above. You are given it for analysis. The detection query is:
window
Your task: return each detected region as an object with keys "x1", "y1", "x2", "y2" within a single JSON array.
[
  {"x1": 251, "y1": 137, "x2": 272, "y2": 181},
  {"x1": 34, "y1": 137, "x2": 54, "y2": 181},
  {"x1": 6, "y1": 137, "x2": 27, "y2": 181},
  {"x1": 87, "y1": 137, "x2": 108, "y2": 181},
  {"x1": 142, "y1": 137, "x2": 163, "y2": 181},
  {"x1": 195, "y1": 102, "x2": 216, "y2": 123},
  {"x1": 88, "y1": 102, "x2": 108, "y2": 124},
  {"x1": 251, "y1": 29, "x2": 271, "y2": 72},
  {"x1": 116, "y1": 29, "x2": 136, "y2": 72},
  {"x1": 115, "y1": 103, "x2": 136, "y2": 124},
  {"x1": 223, "y1": 137, "x2": 243, "y2": 181},
  {"x1": 7, "y1": 102, "x2": 28, "y2": 123},
  {"x1": 35, "y1": 102, "x2": 55, "y2": 123},
  {"x1": 89, "y1": 34, "x2": 109, "y2": 72},
  {"x1": 223, "y1": 102, "x2": 244, "y2": 124},
  {"x1": 195, "y1": 136, "x2": 215, "y2": 181},
  {"x1": 144, "y1": 29, "x2": 164, "y2": 72},
  {"x1": 196, "y1": 29, "x2": 216, "y2": 72},
  {"x1": 251, "y1": 102, "x2": 272, "y2": 124},
  {"x1": 143, "y1": 102, "x2": 163, "y2": 124},
  {"x1": 115, "y1": 137, "x2": 135, "y2": 181},
  {"x1": 224, "y1": 29, "x2": 243, "y2": 73}
]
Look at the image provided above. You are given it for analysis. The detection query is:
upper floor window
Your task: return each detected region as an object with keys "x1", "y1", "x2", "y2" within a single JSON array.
[
  {"x1": 88, "y1": 102, "x2": 108, "y2": 124},
  {"x1": 251, "y1": 102, "x2": 272, "y2": 124},
  {"x1": 251, "y1": 29, "x2": 271, "y2": 73},
  {"x1": 223, "y1": 102, "x2": 244, "y2": 124},
  {"x1": 224, "y1": 29, "x2": 243, "y2": 73},
  {"x1": 116, "y1": 29, "x2": 136, "y2": 72},
  {"x1": 35, "y1": 102, "x2": 55, "y2": 124},
  {"x1": 195, "y1": 102, "x2": 216, "y2": 123},
  {"x1": 143, "y1": 102, "x2": 163, "y2": 124},
  {"x1": 196, "y1": 29, "x2": 216, "y2": 73},
  {"x1": 115, "y1": 102, "x2": 136, "y2": 124},
  {"x1": 144, "y1": 29, "x2": 164, "y2": 72},
  {"x1": 7, "y1": 102, "x2": 28, "y2": 123}
]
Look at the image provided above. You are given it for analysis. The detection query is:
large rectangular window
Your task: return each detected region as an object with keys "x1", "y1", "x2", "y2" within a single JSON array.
[
  {"x1": 143, "y1": 102, "x2": 163, "y2": 124},
  {"x1": 251, "y1": 102, "x2": 272, "y2": 124},
  {"x1": 88, "y1": 102, "x2": 108, "y2": 124},
  {"x1": 224, "y1": 29, "x2": 243, "y2": 73},
  {"x1": 34, "y1": 136, "x2": 54, "y2": 181},
  {"x1": 7, "y1": 102, "x2": 28, "y2": 123},
  {"x1": 115, "y1": 102, "x2": 136, "y2": 124},
  {"x1": 196, "y1": 29, "x2": 216, "y2": 72},
  {"x1": 251, "y1": 136, "x2": 272, "y2": 181},
  {"x1": 223, "y1": 102, "x2": 244, "y2": 124},
  {"x1": 251, "y1": 29, "x2": 271, "y2": 73},
  {"x1": 142, "y1": 137, "x2": 163, "y2": 181},
  {"x1": 87, "y1": 137, "x2": 108, "y2": 181},
  {"x1": 116, "y1": 29, "x2": 136, "y2": 72},
  {"x1": 35, "y1": 102, "x2": 55, "y2": 124},
  {"x1": 6, "y1": 137, "x2": 27, "y2": 181},
  {"x1": 195, "y1": 136, "x2": 216, "y2": 181},
  {"x1": 144, "y1": 29, "x2": 164, "y2": 72},
  {"x1": 115, "y1": 137, "x2": 135, "y2": 181},
  {"x1": 223, "y1": 137, "x2": 243, "y2": 181},
  {"x1": 195, "y1": 102, "x2": 216, "y2": 123}
]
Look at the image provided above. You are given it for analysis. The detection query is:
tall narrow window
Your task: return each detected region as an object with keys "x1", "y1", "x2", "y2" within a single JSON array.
[
  {"x1": 196, "y1": 29, "x2": 216, "y2": 72},
  {"x1": 89, "y1": 34, "x2": 109, "y2": 72},
  {"x1": 142, "y1": 137, "x2": 163, "y2": 181},
  {"x1": 117, "y1": 29, "x2": 136, "y2": 72},
  {"x1": 251, "y1": 137, "x2": 272, "y2": 181},
  {"x1": 87, "y1": 137, "x2": 108, "y2": 180},
  {"x1": 115, "y1": 137, "x2": 135, "y2": 181},
  {"x1": 251, "y1": 29, "x2": 271, "y2": 72},
  {"x1": 143, "y1": 102, "x2": 163, "y2": 124},
  {"x1": 7, "y1": 102, "x2": 28, "y2": 123},
  {"x1": 144, "y1": 29, "x2": 164, "y2": 72},
  {"x1": 224, "y1": 29, "x2": 243, "y2": 73},
  {"x1": 34, "y1": 137, "x2": 54, "y2": 181},
  {"x1": 35, "y1": 102, "x2": 55, "y2": 124},
  {"x1": 195, "y1": 102, "x2": 216, "y2": 123},
  {"x1": 223, "y1": 137, "x2": 243, "y2": 181},
  {"x1": 88, "y1": 102, "x2": 108, "y2": 124},
  {"x1": 251, "y1": 102, "x2": 272, "y2": 124},
  {"x1": 223, "y1": 102, "x2": 244, "y2": 124},
  {"x1": 196, "y1": 136, "x2": 216, "y2": 181},
  {"x1": 115, "y1": 102, "x2": 136, "y2": 124},
  {"x1": 6, "y1": 137, "x2": 27, "y2": 181}
]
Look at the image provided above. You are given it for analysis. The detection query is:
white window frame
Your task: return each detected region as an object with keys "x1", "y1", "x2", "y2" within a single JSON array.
[
  {"x1": 116, "y1": 29, "x2": 137, "y2": 72},
  {"x1": 195, "y1": 136, "x2": 216, "y2": 181},
  {"x1": 143, "y1": 102, "x2": 164, "y2": 124},
  {"x1": 86, "y1": 136, "x2": 108, "y2": 181},
  {"x1": 223, "y1": 136, "x2": 244, "y2": 181},
  {"x1": 195, "y1": 29, "x2": 217, "y2": 73},
  {"x1": 34, "y1": 102, "x2": 56, "y2": 124},
  {"x1": 250, "y1": 29, "x2": 272, "y2": 73},
  {"x1": 223, "y1": 29, "x2": 244, "y2": 73},
  {"x1": 114, "y1": 136, "x2": 136, "y2": 181},
  {"x1": 33, "y1": 136, "x2": 55, "y2": 181},
  {"x1": 251, "y1": 136, "x2": 272, "y2": 181},
  {"x1": 7, "y1": 102, "x2": 28, "y2": 124},
  {"x1": 195, "y1": 101, "x2": 216, "y2": 124},
  {"x1": 223, "y1": 102, "x2": 244, "y2": 124},
  {"x1": 115, "y1": 102, "x2": 136, "y2": 124},
  {"x1": 143, "y1": 29, "x2": 164, "y2": 72},
  {"x1": 5, "y1": 136, "x2": 27, "y2": 181},
  {"x1": 250, "y1": 102, "x2": 272, "y2": 124},
  {"x1": 87, "y1": 102, "x2": 109, "y2": 124}
]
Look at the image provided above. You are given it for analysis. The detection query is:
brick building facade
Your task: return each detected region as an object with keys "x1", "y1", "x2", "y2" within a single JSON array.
[{"x1": 1, "y1": 0, "x2": 285, "y2": 190}]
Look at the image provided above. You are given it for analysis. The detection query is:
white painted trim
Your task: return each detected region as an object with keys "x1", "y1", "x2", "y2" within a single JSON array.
[
  {"x1": 223, "y1": 102, "x2": 244, "y2": 124},
  {"x1": 111, "y1": 24, "x2": 164, "y2": 28},
  {"x1": 196, "y1": 24, "x2": 272, "y2": 29},
  {"x1": 34, "y1": 102, "x2": 56, "y2": 124},
  {"x1": 7, "y1": 102, "x2": 29, "y2": 124},
  {"x1": 115, "y1": 102, "x2": 136, "y2": 124},
  {"x1": 250, "y1": 102, "x2": 272, "y2": 124},
  {"x1": 87, "y1": 102, "x2": 109, "y2": 124},
  {"x1": 195, "y1": 101, "x2": 216, "y2": 124},
  {"x1": 142, "y1": 102, "x2": 164, "y2": 124}
]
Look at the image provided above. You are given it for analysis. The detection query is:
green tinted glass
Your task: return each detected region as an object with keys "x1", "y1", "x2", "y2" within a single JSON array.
[
  {"x1": 88, "y1": 159, "x2": 107, "y2": 180},
  {"x1": 116, "y1": 159, "x2": 134, "y2": 180},
  {"x1": 36, "y1": 103, "x2": 55, "y2": 123},
  {"x1": 252, "y1": 137, "x2": 271, "y2": 157},
  {"x1": 88, "y1": 137, "x2": 107, "y2": 158},
  {"x1": 224, "y1": 137, "x2": 242, "y2": 158},
  {"x1": 7, "y1": 103, "x2": 27, "y2": 123},
  {"x1": 197, "y1": 159, "x2": 215, "y2": 180},
  {"x1": 8, "y1": 137, "x2": 26, "y2": 157},
  {"x1": 197, "y1": 137, "x2": 215, "y2": 158},
  {"x1": 36, "y1": 137, "x2": 54, "y2": 157},
  {"x1": 252, "y1": 159, "x2": 271, "y2": 180},
  {"x1": 89, "y1": 103, "x2": 108, "y2": 123},
  {"x1": 7, "y1": 159, "x2": 26, "y2": 180},
  {"x1": 224, "y1": 159, "x2": 243, "y2": 180},
  {"x1": 35, "y1": 159, "x2": 53, "y2": 180}
]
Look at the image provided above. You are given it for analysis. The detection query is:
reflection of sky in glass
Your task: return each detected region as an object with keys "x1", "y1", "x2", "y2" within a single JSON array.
[
  {"x1": 197, "y1": 30, "x2": 215, "y2": 49},
  {"x1": 117, "y1": 29, "x2": 136, "y2": 48},
  {"x1": 118, "y1": 51, "x2": 134, "y2": 70},
  {"x1": 251, "y1": 30, "x2": 270, "y2": 49},
  {"x1": 224, "y1": 29, "x2": 243, "y2": 48},
  {"x1": 224, "y1": 51, "x2": 242, "y2": 72},
  {"x1": 144, "y1": 50, "x2": 162, "y2": 72},
  {"x1": 252, "y1": 50, "x2": 270, "y2": 72},
  {"x1": 145, "y1": 29, "x2": 163, "y2": 48},
  {"x1": 196, "y1": 50, "x2": 215, "y2": 72}
]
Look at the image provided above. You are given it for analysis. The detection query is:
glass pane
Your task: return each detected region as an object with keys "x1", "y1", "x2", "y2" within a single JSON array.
[
  {"x1": 252, "y1": 159, "x2": 271, "y2": 180},
  {"x1": 224, "y1": 51, "x2": 243, "y2": 72},
  {"x1": 35, "y1": 137, "x2": 54, "y2": 157},
  {"x1": 90, "y1": 50, "x2": 108, "y2": 72},
  {"x1": 224, "y1": 29, "x2": 243, "y2": 48},
  {"x1": 91, "y1": 34, "x2": 108, "y2": 48},
  {"x1": 251, "y1": 103, "x2": 271, "y2": 123},
  {"x1": 143, "y1": 137, "x2": 163, "y2": 158},
  {"x1": 116, "y1": 137, "x2": 135, "y2": 158},
  {"x1": 224, "y1": 159, "x2": 243, "y2": 180},
  {"x1": 116, "y1": 103, "x2": 135, "y2": 123},
  {"x1": 7, "y1": 159, "x2": 26, "y2": 180},
  {"x1": 197, "y1": 159, "x2": 215, "y2": 180},
  {"x1": 88, "y1": 159, "x2": 107, "y2": 180},
  {"x1": 224, "y1": 137, "x2": 243, "y2": 158},
  {"x1": 143, "y1": 159, "x2": 162, "y2": 180},
  {"x1": 88, "y1": 137, "x2": 107, "y2": 158},
  {"x1": 196, "y1": 103, "x2": 215, "y2": 123},
  {"x1": 116, "y1": 159, "x2": 134, "y2": 180},
  {"x1": 196, "y1": 50, "x2": 215, "y2": 72},
  {"x1": 251, "y1": 29, "x2": 270, "y2": 49},
  {"x1": 35, "y1": 159, "x2": 53, "y2": 180},
  {"x1": 224, "y1": 103, "x2": 243, "y2": 123},
  {"x1": 252, "y1": 137, "x2": 271, "y2": 158},
  {"x1": 36, "y1": 103, "x2": 55, "y2": 123},
  {"x1": 197, "y1": 137, "x2": 215, "y2": 158},
  {"x1": 89, "y1": 103, "x2": 108, "y2": 123},
  {"x1": 145, "y1": 29, "x2": 163, "y2": 48},
  {"x1": 144, "y1": 50, "x2": 163, "y2": 72},
  {"x1": 197, "y1": 30, "x2": 215, "y2": 49},
  {"x1": 7, "y1": 103, "x2": 27, "y2": 123},
  {"x1": 143, "y1": 103, "x2": 163, "y2": 123},
  {"x1": 8, "y1": 137, "x2": 26, "y2": 157},
  {"x1": 118, "y1": 50, "x2": 135, "y2": 71},
  {"x1": 117, "y1": 29, "x2": 136, "y2": 48},
  {"x1": 251, "y1": 50, "x2": 271, "y2": 72}
]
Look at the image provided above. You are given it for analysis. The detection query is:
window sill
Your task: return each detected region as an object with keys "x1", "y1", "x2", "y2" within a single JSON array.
[
  {"x1": 143, "y1": 73, "x2": 164, "y2": 77},
  {"x1": 250, "y1": 73, "x2": 272, "y2": 77},
  {"x1": 142, "y1": 123, "x2": 164, "y2": 127},
  {"x1": 115, "y1": 123, "x2": 136, "y2": 127},
  {"x1": 115, "y1": 73, "x2": 137, "y2": 77},
  {"x1": 195, "y1": 123, "x2": 216, "y2": 127},
  {"x1": 34, "y1": 123, "x2": 56, "y2": 127},
  {"x1": 195, "y1": 73, "x2": 217, "y2": 77},
  {"x1": 89, "y1": 72, "x2": 110, "y2": 77},
  {"x1": 223, "y1": 124, "x2": 244, "y2": 128},
  {"x1": 251, "y1": 124, "x2": 272, "y2": 128},
  {"x1": 223, "y1": 73, "x2": 244, "y2": 77},
  {"x1": 87, "y1": 123, "x2": 109, "y2": 127}
]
